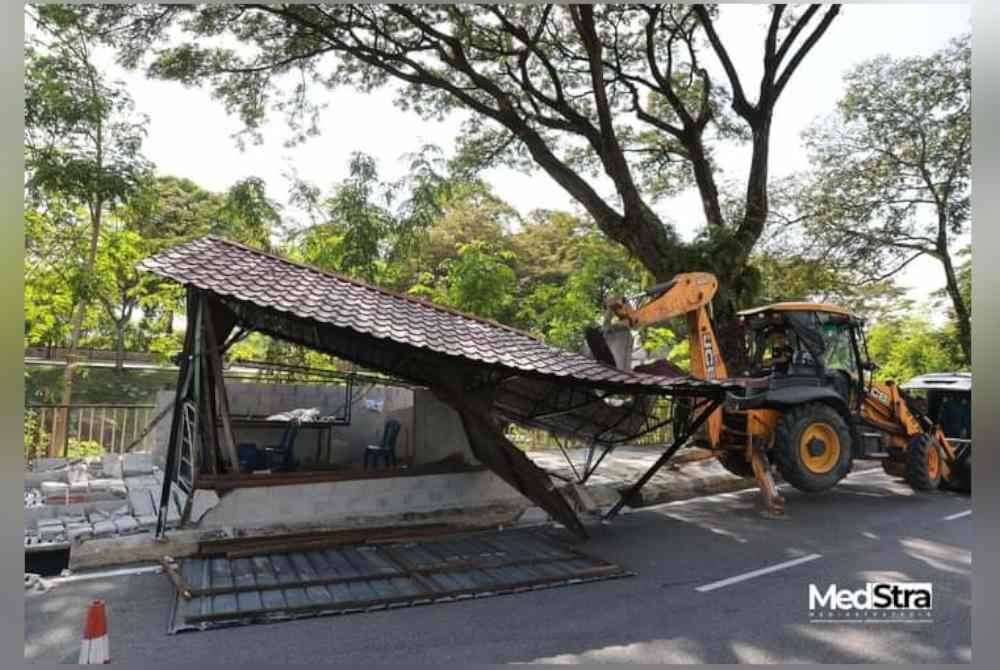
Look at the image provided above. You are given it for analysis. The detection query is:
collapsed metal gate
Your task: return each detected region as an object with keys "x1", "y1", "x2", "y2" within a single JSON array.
[{"x1": 166, "y1": 528, "x2": 631, "y2": 633}]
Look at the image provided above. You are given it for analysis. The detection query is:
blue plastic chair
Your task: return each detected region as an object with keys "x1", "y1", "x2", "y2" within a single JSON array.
[
  {"x1": 364, "y1": 419, "x2": 401, "y2": 470},
  {"x1": 264, "y1": 422, "x2": 300, "y2": 472}
]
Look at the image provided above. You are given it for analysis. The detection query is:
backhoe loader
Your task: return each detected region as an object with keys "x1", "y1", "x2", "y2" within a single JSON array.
[{"x1": 604, "y1": 272, "x2": 965, "y2": 514}]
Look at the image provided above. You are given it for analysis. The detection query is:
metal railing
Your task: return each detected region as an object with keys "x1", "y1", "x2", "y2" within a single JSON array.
[
  {"x1": 25, "y1": 346, "x2": 158, "y2": 364},
  {"x1": 25, "y1": 403, "x2": 157, "y2": 461},
  {"x1": 507, "y1": 423, "x2": 674, "y2": 451}
]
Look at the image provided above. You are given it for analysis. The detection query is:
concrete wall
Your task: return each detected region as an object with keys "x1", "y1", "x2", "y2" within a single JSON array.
[
  {"x1": 411, "y1": 389, "x2": 478, "y2": 466},
  {"x1": 152, "y1": 382, "x2": 415, "y2": 469},
  {"x1": 150, "y1": 380, "x2": 524, "y2": 535},
  {"x1": 195, "y1": 470, "x2": 530, "y2": 531}
]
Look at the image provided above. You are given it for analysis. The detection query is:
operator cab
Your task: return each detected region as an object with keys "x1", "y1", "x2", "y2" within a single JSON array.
[
  {"x1": 738, "y1": 302, "x2": 870, "y2": 410},
  {"x1": 902, "y1": 372, "x2": 972, "y2": 444}
]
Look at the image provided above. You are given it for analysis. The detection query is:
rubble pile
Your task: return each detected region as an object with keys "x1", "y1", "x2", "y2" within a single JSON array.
[{"x1": 24, "y1": 452, "x2": 183, "y2": 549}]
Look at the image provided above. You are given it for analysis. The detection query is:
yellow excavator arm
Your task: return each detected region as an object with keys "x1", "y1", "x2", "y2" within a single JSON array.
[
  {"x1": 606, "y1": 272, "x2": 727, "y2": 380},
  {"x1": 606, "y1": 272, "x2": 727, "y2": 444}
]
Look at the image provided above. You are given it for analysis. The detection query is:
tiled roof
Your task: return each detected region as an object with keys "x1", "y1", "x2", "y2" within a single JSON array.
[{"x1": 138, "y1": 236, "x2": 732, "y2": 394}]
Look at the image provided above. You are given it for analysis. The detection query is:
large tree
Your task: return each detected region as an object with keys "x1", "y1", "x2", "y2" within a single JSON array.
[
  {"x1": 25, "y1": 7, "x2": 151, "y2": 452},
  {"x1": 793, "y1": 34, "x2": 971, "y2": 362},
  {"x1": 77, "y1": 3, "x2": 840, "y2": 335}
]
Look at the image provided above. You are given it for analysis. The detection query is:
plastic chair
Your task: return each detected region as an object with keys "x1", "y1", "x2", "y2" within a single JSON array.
[
  {"x1": 364, "y1": 419, "x2": 401, "y2": 470},
  {"x1": 263, "y1": 422, "x2": 300, "y2": 472}
]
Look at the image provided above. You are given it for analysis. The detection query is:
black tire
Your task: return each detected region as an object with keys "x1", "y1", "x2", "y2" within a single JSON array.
[
  {"x1": 881, "y1": 457, "x2": 906, "y2": 479},
  {"x1": 774, "y1": 402, "x2": 853, "y2": 493},
  {"x1": 939, "y1": 448, "x2": 971, "y2": 493},
  {"x1": 716, "y1": 450, "x2": 755, "y2": 478},
  {"x1": 905, "y1": 434, "x2": 942, "y2": 491}
]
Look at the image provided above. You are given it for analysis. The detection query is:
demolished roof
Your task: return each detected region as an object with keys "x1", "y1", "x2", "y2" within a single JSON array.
[
  {"x1": 139, "y1": 236, "x2": 737, "y2": 540},
  {"x1": 138, "y1": 236, "x2": 735, "y2": 400}
]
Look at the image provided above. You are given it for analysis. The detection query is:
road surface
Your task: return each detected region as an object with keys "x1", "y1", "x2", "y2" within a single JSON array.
[{"x1": 24, "y1": 468, "x2": 971, "y2": 664}]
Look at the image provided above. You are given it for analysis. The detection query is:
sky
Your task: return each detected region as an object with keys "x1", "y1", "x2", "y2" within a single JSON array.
[{"x1": 86, "y1": 3, "x2": 970, "y2": 314}]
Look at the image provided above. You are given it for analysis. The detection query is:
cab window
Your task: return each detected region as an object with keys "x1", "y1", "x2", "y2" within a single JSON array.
[{"x1": 819, "y1": 321, "x2": 858, "y2": 373}]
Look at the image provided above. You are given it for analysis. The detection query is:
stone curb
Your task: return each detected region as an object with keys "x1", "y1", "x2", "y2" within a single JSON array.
[{"x1": 558, "y1": 469, "x2": 757, "y2": 512}]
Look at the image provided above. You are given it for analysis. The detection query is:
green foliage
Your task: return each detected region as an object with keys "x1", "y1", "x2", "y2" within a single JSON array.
[
  {"x1": 411, "y1": 240, "x2": 518, "y2": 322},
  {"x1": 24, "y1": 203, "x2": 86, "y2": 347},
  {"x1": 66, "y1": 439, "x2": 105, "y2": 459},
  {"x1": 76, "y1": 4, "x2": 845, "y2": 320},
  {"x1": 751, "y1": 251, "x2": 912, "y2": 323},
  {"x1": 21, "y1": 8, "x2": 969, "y2": 393},
  {"x1": 25, "y1": 8, "x2": 152, "y2": 212},
  {"x1": 24, "y1": 409, "x2": 42, "y2": 456},
  {"x1": 866, "y1": 317, "x2": 965, "y2": 383},
  {"x1": 516, "y1": 220, "x2": 650, "y2": 349},
  {"x1": 790, "y1": 33, "x2": 971, "y2": 361},
  {"x1": 292, "y1": 151, "x2": 443, "y2": 286}
]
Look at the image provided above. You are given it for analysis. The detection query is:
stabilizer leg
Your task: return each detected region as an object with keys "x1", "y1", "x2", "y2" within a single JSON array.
[{"x1": 748, "y1": 440, "x2": 785, "y2": 517}]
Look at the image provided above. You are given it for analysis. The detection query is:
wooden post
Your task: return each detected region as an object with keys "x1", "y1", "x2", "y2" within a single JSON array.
[
  {"x1": 446, "y1": 387, "x2": 587, "y2": 540},
  {"x1": 203, "y1": 300, "x2": 239, "y2": 473},
  {"x1": 157, "y1": 288, "x2": 199, "y2": 538},
  {"x1": 198, "y1": 343, "x2": 219, "y2": 475}
]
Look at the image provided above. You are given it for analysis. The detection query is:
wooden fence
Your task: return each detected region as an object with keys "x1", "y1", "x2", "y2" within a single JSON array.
[{"x1": 24, "y1": 403, "x2": 157, "y2": 461}]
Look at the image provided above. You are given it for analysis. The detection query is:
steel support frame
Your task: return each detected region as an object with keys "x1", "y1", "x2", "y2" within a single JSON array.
[{"x1": 603, "y1": 398, "x2": 722, "y2": 521}]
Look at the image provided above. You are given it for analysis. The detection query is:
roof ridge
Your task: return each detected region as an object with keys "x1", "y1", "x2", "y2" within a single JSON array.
[{"x1": 199, "y1": 235, "x2": 544, "y2": 342}]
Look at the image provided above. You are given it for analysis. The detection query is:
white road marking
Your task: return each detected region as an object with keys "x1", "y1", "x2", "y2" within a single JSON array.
[
  {"x1": 695, "y1": 553, "x2": 823, "y2": 592},
  {"x1": 943, "y1": 509, "x2": 971, "y2": 521},
  {"x1": 45, "y1": 564, "x2": 163, "y2": 584},
  {"x1": 655, "y1": 465, "x2": 887, "y2": 510}
]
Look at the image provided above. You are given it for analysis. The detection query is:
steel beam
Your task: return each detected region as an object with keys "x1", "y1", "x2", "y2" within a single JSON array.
[{"x1": 603, "y1": 399, "x2": 721, "y2": 521}]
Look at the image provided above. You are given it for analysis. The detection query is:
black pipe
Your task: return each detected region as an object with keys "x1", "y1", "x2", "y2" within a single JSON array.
[{"x1": 603, "y1": 399, "x2": 720, "y2": 521}]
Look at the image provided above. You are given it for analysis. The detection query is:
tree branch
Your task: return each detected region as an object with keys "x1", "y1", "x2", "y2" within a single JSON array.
[
  {"x1": 693, "y1": 5, "x2": 753, "y2": 120},
  {"x1": 774, "y1": 5, "x2": 841, "y2": 99}
]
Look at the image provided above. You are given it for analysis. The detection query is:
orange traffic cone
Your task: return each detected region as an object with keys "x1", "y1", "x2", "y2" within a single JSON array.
[{"x1": 78, "y1": 599, "x2": 110, "y2": 664}]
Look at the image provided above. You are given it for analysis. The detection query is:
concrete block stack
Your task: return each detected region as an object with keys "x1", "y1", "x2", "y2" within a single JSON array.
[{"x1": 25, "y1": 453, "x2": 162, "y2": 547}]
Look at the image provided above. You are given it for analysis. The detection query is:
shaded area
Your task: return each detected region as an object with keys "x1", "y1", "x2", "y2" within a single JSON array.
[{"x1": 138, "y1": 237, "x2": 739, "y2": 538}]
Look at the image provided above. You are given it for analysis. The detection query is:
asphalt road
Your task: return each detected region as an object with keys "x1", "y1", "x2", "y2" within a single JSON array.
[{"x1": 24, "y1": 468, "x2": 971, "y2": 664}]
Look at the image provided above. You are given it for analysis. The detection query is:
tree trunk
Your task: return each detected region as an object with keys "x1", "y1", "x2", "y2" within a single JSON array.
[
  {"x1": 940, "y1": 245, "x2": 971, "y2": 365},
  {"x1": 114, "y1": 320, "x2": 127, "y2": 370},
  {"x1": 51, "y1": 202, "x2": 102, "y2": 456},
  {"x1": 686, "y1": 135, "x2": 726, "y2": 230}
]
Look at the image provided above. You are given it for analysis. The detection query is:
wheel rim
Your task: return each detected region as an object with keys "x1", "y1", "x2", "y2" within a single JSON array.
[
  {"x1": 799, "y1": 423, "x2": 841, "y2": 474},
  {"x1": 927, "y1": 441, "x2": 941, "y2": 480}
]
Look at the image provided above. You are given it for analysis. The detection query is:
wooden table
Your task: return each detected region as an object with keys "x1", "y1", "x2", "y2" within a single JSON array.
[{"x1": 222, "y1": 417, "x2": 348, "y2": 466}]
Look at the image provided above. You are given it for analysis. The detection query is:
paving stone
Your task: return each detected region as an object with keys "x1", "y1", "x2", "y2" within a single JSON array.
[
  {"x1": 58, "y1": 515, "x2": 87, "y2": 526},
  {"x1": 40, "y1": 481, "x2": 69, "y2": 495},
  {"x1": 38, "y1": 523, "x2": 64, "y2": 540},
  {"x1": 102, "y1": 455, "x2": 123, "y2": 478},
  {"x1": 123, "y1": 453, "x2": 154, "y2": 476},
  {"x1": 87, "y1": 479, "x2": 112, "y2": 491},
  {"x1": 125, "y1": 475, "x2": 159, "y2": 490},
  {"x1": 66, "y1": 525, "x2": 93, "y2": 541},
  {"x1": 92, "y1": 520, "x2": 117, "y2": 537},
  {"x1": 88, "y1": 510, "x2": 109, "y2": 524},
  {"x1": 136, "y1": 515, "x2": 157, "y2": 529},
  {"x1": 66, "y1": 465, "x2": 89, "y2": 484},
  {"x1": 113, "y1": 516, "x2": 139, "y2": 533},
  {"x1": 33, "y1": 458, "x2": 67, "y2": 473},
  {"x1": 188, "y1": 490, "x2": 220, "y2": 523},
  {"x1": 128, "y1": 489, "x2": 156, "y2": 518}
]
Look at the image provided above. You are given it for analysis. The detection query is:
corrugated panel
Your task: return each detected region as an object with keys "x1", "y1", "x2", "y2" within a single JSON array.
[{"x1": 168, "y1": 528, "x2": 632, "y2": 633}]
